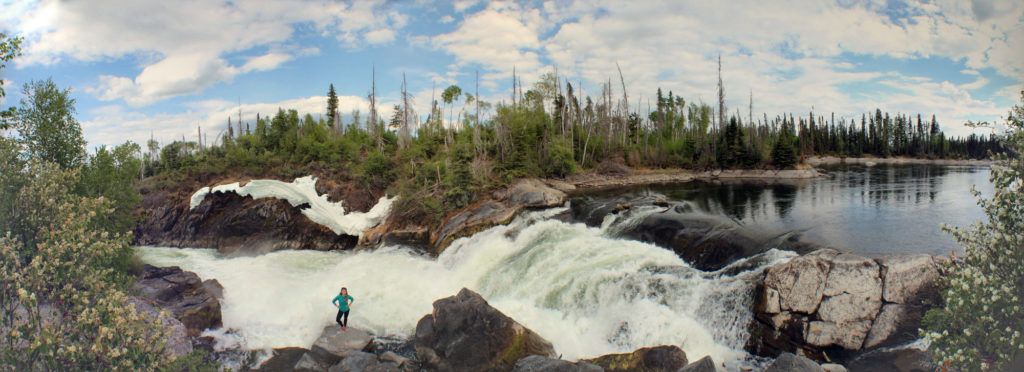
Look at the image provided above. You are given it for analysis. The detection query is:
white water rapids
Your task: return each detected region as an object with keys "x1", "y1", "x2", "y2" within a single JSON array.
[{"x1": 137, "y1": 207, "x2": 795, "y2": 369}]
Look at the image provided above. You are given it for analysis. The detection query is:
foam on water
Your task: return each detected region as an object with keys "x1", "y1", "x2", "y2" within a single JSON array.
[
  {"x1": 137, "y1": 208, "x2": 794, "y2": 369},
  {"x1": 187, "y1": 176, "x2": 394, "y2": 236}
]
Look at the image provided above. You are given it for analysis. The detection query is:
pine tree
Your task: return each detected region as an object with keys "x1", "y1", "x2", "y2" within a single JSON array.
[{"x1": 326, "y1": 84, "x2": 339, "y2": 128}]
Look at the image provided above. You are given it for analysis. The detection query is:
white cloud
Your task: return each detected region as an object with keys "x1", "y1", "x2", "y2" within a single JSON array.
[
  {"x1": 82, "y1": 94, "x2": 371, "y2": 149},
  {"x1": 5, "y1": 0, "x2": 407, "y2": 105},
  {"x1": 439, "y1": 15, "x2": 455, "y2": 24}
]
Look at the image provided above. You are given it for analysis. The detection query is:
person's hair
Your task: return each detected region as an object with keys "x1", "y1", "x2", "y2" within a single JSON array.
[{"x1": 341, "y1": 287, "x2": 347, "y2": 292}]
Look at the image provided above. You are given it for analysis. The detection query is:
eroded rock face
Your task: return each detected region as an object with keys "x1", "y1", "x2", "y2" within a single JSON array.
[
  {"x1": 414, "y1": 288, "x2": 556, "y2": 371},
  {"x1": 753, "y1": 249, "x2": 947, "y2": 359},
  {"x1": 584, "y1": 345, "x2": 688, "y2": 372},
  {"x1": 135, "y1": 190, "x2": 360, "y2": 255},
  {"x1": 431, "y1": 200, "x2": 517, "y2": 251},
  {"x1": 306, "y1": 326, "x2": 375, "y2": 368},
  {"x1": 131, "y1": 264, "x2": 222, "y2": 336},
  {"x1": 678, "y1": 355, "x2": 717, "y2": 372}
]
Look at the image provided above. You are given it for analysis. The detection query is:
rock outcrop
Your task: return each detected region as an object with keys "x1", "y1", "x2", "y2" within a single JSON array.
[
  {"x1": 414, "y1": 288, "x2": 556, "y2": 371},
  {"x1": 431, "y1": 179, "x2": 566, "y2": 253},
  {"x1": 752, "y1": 250, "x2": 947, "y2": 359},
  {"x1": 136, "y1": 191, "x2": 359, "y2": 255},
  {"x1": 583, "y1": 345, "x2": 688, "y2": 372},
  {"x1": 678, "y1": 355, "x2": 716, "y2": 372},
  {"x1": 621, "y1": 213, "x2": 765, "y2": 271},
  {"x1": 131, "y1": 264, "x2": 223, "y2": 336}
]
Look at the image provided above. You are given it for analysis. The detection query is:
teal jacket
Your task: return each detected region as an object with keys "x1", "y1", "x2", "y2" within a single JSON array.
[{"x1": 332, "y1": 294, "x2": 353, "y2": 312}]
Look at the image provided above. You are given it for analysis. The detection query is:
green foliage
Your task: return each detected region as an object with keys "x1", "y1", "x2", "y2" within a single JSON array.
[
  {"x1": 0, "y1": 32, "x2": 23, "y2": 129},
  {"x1": 923, "y1": 90, "x2": 1024, "y2": 371},
  {"x1": 361, "y1": 151, "x2": 395, "y2": 189},
  {"x1": 15, "y1": 78, "x2": 86, "y2": 169},
  {"x1": 326, "y1": 83, "x2": 339, "y2": 127},
  {"x1": 543, "y1": 137, "x2": 576, "y2": 177},
  {"x1": 1, "y1": 156, "x2": 170, "y2": 370},
  {"x1": 78, "y1": 142, "x2": 143, "y2": 235},
  {"x1": 771, "y1": 123, "x2": 798, "y2": 168}
]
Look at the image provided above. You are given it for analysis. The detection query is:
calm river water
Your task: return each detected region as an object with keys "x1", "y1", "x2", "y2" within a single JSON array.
[{"x1": 572, "y1": 164, "x2": 993, "y2": 257}]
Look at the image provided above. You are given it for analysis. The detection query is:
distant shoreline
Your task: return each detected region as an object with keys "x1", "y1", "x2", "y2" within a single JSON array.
[
  {"x1": 806, "y1": 156, "x2": 994, "y2": 167},
  {"x1": 546, "y1": 167, "x2": 820, "y2": 193}
]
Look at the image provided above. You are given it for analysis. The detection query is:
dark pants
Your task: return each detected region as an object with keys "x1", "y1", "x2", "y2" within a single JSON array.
[{"x1": 336, "y1": 309, "x2": 349, "y2": 327}]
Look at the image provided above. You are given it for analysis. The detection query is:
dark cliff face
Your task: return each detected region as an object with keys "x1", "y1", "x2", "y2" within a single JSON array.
[{"x1": 133, "y1": 180, "x2": 362, "y2": 255}]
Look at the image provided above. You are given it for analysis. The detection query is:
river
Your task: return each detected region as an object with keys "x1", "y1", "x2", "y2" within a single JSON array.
[{"x1": 136, "y1": 163, "x2": 992, "y2": 369}]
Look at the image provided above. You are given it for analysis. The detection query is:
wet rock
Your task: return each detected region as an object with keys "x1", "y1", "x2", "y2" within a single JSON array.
[
  {"x1": 414, "y1": 288, "x2": 555, "y2": 371},
  {"x1": 613, "y1": 203, "x2": 633, "y2": 213},
  {"x1": 378, "y1": 351, "x2": 412, "y2": 371},
  {"x1": 431, "y1": 200, "x2": 517, "y2": 252},
  {"x1": 307, "y1": 326, "x2": 374, "y2": 367},
  {"x1": 584, "y1": 345, "x2": 688, "y2": 372},
  {"x1": 513, "y1": 355, "x2": 603, "y2": 372},
  {"x1": 678, "y1": 355, "x2": 716, "y2": 372},
  {"x1": 202, "y1": 279, "x2": 224, "y2": 299},
  {"x1": 763, "y1": 352, "x2": 824, "y2": 372},
  {"x1": 622, "y1": 213, "x2": 764, "y2": 271},
  {"x1": 256, "y1": 347, "x2": 308, "y2": 372},
  {"x1": 504, "y1": 179, "x2": 567, "y2": 209},
  {"x1": 131, "y1": 264, "x2": 222, "y2": 336}
]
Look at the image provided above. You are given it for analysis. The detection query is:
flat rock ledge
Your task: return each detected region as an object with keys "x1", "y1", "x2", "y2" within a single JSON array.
[{"x1": 750, "y1": 249, "x2": 947, "y2": 361}]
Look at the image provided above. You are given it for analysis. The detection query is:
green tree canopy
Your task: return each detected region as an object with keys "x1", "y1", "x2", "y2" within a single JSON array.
[{"x1": 16, "y1": 78, "x2": 86, "y2": 169}]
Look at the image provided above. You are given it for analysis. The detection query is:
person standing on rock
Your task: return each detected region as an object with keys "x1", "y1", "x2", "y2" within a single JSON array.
[{"x1": 332, "y1": 287, "x2": 354, "y2": 332}]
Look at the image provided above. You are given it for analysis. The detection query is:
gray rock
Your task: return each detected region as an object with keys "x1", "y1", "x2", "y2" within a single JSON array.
[
  {"x1": 817, "y1": 292, "x2": 882, "y2": 325},
  {"x1": 328, "y1": 352, "x2": 381, "y2": 372},
  {"x1": 308, "y1": 326, "x2": 374, "y2": 367},
  {"x1": 514, "y1": 355, "x2": 603, "y2": 372},
  {"x1": 821, "y1": 363, "x2": 848, "y2": 372},
  {"x1": 131, "y1": 264, "x2": 222, "y2": 336},
  {"x1": 294, "y1": 352, "x2": 327, "y2": 372},
  {"x1": 878, "y1": 255, "x2": 943, "y2": 304},
  {"x1": 804, "y1": 319, "x2": 872, "y2": 350},
  {"x1": 505, "y1": 179, "x2": 567, "y2": 209},
  {"x1": 823, "y1": 254, "x2": 881, "y2": 299},
  {"x1": 415, "y1": 288, "x2": 556, "y2": 371},
  {"x1": 378, "y1": 351, "x2": 408, "y2": 368},
  {"x1": 764, "y1": 252, "x2": 832, "y2": 313},
  {"x1": 202, "y1": 279, "x2": 224, "y2": 299},
  {"x1": 863, "y1": 304, "x2": 925, "y2": 349},
  {"x1": 764, "y1": 352, "x2": 825, "y2": 372},
  {"x1": 678, "y1": 355, "x2": 717, "y2": 372},
  {"x1": 431, "y1": 200, "x2": 517, "y2": 251}
]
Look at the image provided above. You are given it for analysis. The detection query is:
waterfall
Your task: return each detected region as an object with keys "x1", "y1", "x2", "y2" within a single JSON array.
[
  {"x1": 137, "y1": 208, "x2": 794, "y2": 370},
  {"x1": 188, "y1": 176, "x2": 394, "y2": 236}
]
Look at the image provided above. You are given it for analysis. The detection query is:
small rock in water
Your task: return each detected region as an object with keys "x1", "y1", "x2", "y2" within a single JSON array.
[{"x1": 613, "y1": 203, "x2": 633, "y2": 213}]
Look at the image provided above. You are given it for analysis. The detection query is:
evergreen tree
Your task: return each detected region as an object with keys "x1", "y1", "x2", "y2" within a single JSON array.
[{"x1": 326, "y1": 83, "x2": 339, "y2": 128}]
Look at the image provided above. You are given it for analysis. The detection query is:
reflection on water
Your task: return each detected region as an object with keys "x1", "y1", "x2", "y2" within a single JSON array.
[{"x1": 576, "y1": 164, "x2": 992, "y2": 257}]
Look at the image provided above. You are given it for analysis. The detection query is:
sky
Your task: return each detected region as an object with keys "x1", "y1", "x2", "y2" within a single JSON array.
[{"x1": 1, "y1": 0, "x2": 1021, "y2": 149}]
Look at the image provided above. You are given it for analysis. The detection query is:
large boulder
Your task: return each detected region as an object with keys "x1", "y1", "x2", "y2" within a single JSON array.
[
  {"x1": 131, "y1": 264, "x2": 222, "y2": 336},
  {"x1": 299, "y1": 326, "x2": 374, "y2": 370},
  {"x1": 753, "y1": 250, "x2": 948, "y2": 359},
  {"x1": 583, "y1": 345, "x2": 688, "y2": 372},
  {"x1": 431, "y1": 200, "x2": 518, "y2": 252},
  {"x1": 415, "y1": 288, "x2": 556, "y2": 371},
  {"x1": 502, "y1": 179, "x2": 567, "y2": 209}
]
